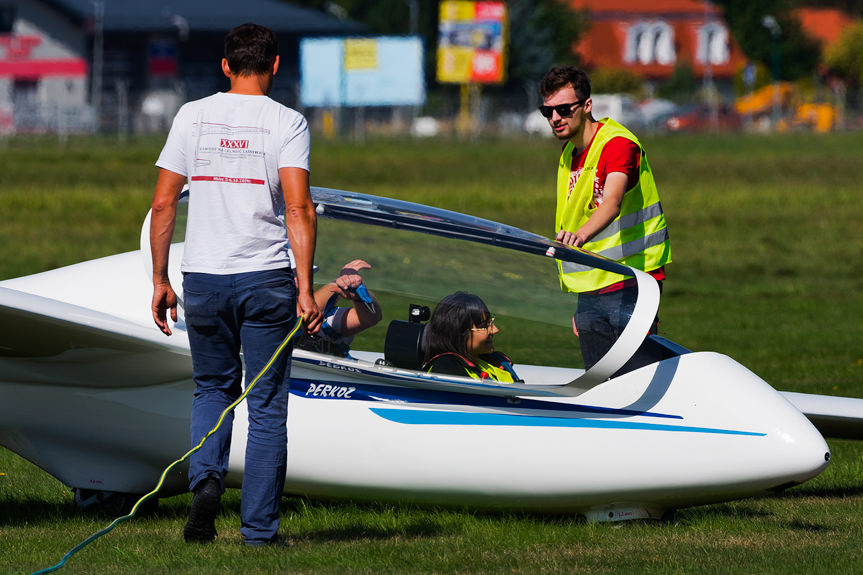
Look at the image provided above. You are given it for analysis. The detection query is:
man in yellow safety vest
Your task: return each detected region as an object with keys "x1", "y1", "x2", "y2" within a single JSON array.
[{"x1": 539, "y1": 66, "x2": 671, "y2": 369}]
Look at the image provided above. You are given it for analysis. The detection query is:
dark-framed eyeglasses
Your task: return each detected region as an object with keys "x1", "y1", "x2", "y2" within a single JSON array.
[
  {"x1": 538, "y1": 100, "x2": 585, "y2": 119},
  {"x1": 470, "y1": 315, "x2": 496, "y2": 332}
]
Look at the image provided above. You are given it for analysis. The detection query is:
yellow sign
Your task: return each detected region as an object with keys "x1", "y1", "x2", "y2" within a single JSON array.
[
  {"x1": 441, "y1": 0, "x2": 476, "y2": 21},
  {"x1": 344, "y1": 39, "x2": 377, "y2": 71}
]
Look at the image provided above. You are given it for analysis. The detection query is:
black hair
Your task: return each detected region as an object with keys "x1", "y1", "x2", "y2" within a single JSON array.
[
  {"x1": 539, "y1": 65, "x2": 591, "y2": 101},
  {"x1": 224, "y1": 22, "x2": 278, "y2": 76},
  {"x1": 423, "y1": 292, "x2": 491, "y2": 361}
]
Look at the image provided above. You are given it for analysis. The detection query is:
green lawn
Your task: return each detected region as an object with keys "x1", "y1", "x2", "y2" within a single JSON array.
[{"x1": 1, "y1": 132, "x2": 862, "y2": 574}]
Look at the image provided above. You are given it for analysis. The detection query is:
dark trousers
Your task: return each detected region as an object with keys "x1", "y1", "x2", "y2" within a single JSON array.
[
  {"x1": 575, "y1": 281, "x2": 661, "y2": 370},
  {"x1": 183, "y1": 267, "x2": 296, "y2": 543}
]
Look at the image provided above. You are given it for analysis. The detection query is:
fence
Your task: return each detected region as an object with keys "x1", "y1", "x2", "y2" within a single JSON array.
[{"x1": 2, "y1": 81, "x2": 861, "y2": 141}]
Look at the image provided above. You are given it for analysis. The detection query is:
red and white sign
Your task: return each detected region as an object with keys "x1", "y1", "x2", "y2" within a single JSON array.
[{"x1": 0, "y1": 34, "x2": 86, "y2": 78}]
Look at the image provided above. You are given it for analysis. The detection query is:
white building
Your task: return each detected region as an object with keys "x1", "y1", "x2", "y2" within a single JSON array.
[
  {"x1": 0, "y1": 2, "x2": 89, "y2": 133},
  {"x1": 0, "y1": 0, "x2": 363, "y2": 134}
]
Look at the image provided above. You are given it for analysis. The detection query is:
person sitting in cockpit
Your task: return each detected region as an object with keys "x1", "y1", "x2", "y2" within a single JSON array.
[
  {"x1": 421, "y1": 291, "x2": 521, "y2": 382},
  {"x1": 297, "y1": 259, "x2": 382, "y2": 357}
]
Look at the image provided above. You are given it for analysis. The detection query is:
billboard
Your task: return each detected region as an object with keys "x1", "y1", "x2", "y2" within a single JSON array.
[
  {"x1": 437, "y1": 1, "x2": 508, "y2": 84},
  {"x1": 300, "y1": 36, "x2": 425, "y2": 107}
]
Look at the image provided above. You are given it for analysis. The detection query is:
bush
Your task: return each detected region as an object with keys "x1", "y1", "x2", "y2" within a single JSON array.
[{"x1": 588, "y1": 67, "x2": 644, "y2": 96}]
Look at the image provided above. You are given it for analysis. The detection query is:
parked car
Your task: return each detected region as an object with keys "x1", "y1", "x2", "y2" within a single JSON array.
[
  {"x1": 523, "y1": 109, "x2": 553, "y2": 137},
  {"x1": 638, "y1": 98, "x2": 680, "y2": 132},
  {"x1": 590, "y1": 94, "x2": 647, "y2": 132},
  {"x1": 665, "y1": 103, "x2": 742, "y2": 133}
]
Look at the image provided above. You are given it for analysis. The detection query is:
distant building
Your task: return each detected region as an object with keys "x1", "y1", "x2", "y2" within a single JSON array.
[
  {"x1": 0, "y1": 0, "x2": 363, "y2": 134},
  {"x1": 0, "y1": 2, "x2": 89, "y2": 133},
  {"x1": 569, "y1": 0, "x2": 745, "y2": 92},
  {"x1": 795, "y1": 7, "x2": 852, "y2": 55}
]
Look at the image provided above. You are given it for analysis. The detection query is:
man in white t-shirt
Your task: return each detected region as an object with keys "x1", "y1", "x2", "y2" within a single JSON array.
[{"x1": 149, "y1": 22, "x2": 321, "y2": 547}]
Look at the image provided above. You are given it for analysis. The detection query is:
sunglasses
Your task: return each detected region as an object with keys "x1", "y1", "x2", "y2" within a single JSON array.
[
  {"x1": 538, "y1": 100, "x2": 585, "y2": 119},
  {"x1": 470, "y1": 315, "x2": 496, "y2": 332}
]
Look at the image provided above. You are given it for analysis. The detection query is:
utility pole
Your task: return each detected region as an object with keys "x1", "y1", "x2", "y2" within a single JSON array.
[
  {"x1": 406, "y1": 0, "x2": 418, "y2": 35},
  {"x1": 762, "y1": 15, "x2": 782, "y2": 131},
  {"x1": 91, "y1": 0, "x2": 104, "y2": 133},
  {"x1": 703, "y1": 1, "x2": 717, "y2": 132}
]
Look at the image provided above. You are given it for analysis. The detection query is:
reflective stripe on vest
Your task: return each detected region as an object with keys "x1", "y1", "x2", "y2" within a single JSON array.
[
  {"x1": 556, "y1": 118, "x2": 671, "y2": 292},
  {"x1": 561, "y1": 227, "x2": 670, "y2": 274}
]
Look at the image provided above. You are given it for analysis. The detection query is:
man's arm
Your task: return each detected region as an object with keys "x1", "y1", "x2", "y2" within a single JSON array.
[
  {"x1": 334, "y1": 260, "x2": 382, "y2": 336},
  {"x1": 557, "y1": 137, "x2": 639, "y2": 248},
  {"x1": 280, "y1": 166, "x2": 322, "y2": 333},
  {"x1": 321, "y1": 259, "x2": 383, "y2": 337},
  {"x1": 339, "y1": 293, "x2": 382, "y2": 337},
  {"x1": 556, "y1": 172, "x2": 627, "y2": 248},
  {"x1": 313, "y1": 282, "x2": 382, "y2": 338},
  {"x1": 150, "y1": 168, "x2": 186, "y2": 335}
]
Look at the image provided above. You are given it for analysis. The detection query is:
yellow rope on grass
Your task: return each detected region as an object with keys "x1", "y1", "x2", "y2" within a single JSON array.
[{"x1": 30, "y1": 315, "x2": 305, "y2": 575}]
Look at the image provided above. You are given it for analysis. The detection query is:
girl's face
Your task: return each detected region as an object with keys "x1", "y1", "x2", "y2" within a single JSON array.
[{"x1": 467, "y1": 315, "x2": 498, "y2": 358}]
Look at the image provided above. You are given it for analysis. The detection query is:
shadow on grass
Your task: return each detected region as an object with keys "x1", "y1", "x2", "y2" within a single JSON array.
[
  {"x1": 0, "y1": 498, "x2": 80, "y2": 526},
  {"x1": 674, "y1": 503, "x2": 839, "y2": 533},
  {"x1": 5, "y1": 485, "x2": 859, "y2": 536},
  {"x1": 783, "y1": 518, "x2": 835, "y2": 532},
  {"x1": 301, "y1": 516, "x2": 451, "y2": 542},
  {"x1": 775, "y1": 484, "x2": 863, "y2": 499},
  {"x1": 0, "y1": 494, "x2": 190, "y2": 527},
  {"x1": 279, "y1": 497, "x2": 453, "y2": 542}
]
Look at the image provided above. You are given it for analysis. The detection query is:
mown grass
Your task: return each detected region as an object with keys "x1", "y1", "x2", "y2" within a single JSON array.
[
  {"x1": 1, "y1": 131, "x2": 862, "y2": 574},
  {"x1": 3, "y1": 444, "x2": 862, "y2": 575}
]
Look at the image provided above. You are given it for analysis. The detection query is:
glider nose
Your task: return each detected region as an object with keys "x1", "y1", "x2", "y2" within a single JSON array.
[{"x1": 777, "y1": 418, "x2": 831, "y2": 486}]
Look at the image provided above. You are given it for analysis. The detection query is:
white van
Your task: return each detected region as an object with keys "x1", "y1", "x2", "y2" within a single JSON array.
[{"x1": 589, "y1": 94, "x2": 646, "y2": 131}]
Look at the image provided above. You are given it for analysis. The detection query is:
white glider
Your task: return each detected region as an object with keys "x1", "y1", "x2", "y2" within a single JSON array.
[{"x1": 0, "y1": 188, "x2": 859, "y2": 520}]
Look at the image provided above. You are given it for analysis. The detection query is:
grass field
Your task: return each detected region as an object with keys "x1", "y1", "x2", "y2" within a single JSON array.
[{"x1": 1, "y1": 132, "x2": 862, "y2": 574}]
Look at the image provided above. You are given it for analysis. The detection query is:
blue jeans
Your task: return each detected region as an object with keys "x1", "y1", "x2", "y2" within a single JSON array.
[
  {"x1": 183, "y1": 268, "x2": 296, "y2": 543},
  {"x1": 576, "y1": 282, "x2": 660, "y2": 370}
]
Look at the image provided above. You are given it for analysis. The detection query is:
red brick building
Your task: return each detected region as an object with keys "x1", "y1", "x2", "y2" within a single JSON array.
[{"x1": 570, "y1": 0, "x2": 746, "y2": 82}]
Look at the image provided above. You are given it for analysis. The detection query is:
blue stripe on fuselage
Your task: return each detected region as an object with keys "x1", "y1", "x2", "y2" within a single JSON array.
[
  {"x1": 289, "y1": 377, "x2": 682, "y2": 420},
  {"x1": 369, "y1": 408, "x2": 766, "y2": 436}
]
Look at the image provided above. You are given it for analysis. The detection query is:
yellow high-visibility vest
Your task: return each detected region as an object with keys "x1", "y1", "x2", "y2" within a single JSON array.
[
  {"x1": 425, "y1": 353, "x2": 518, "y2": 383},
  {"x1": 556, "y1": 118, "x2": 671, "y2": 293},
  {"x1": 473, "y1": 357, "x2": 516, "y2": 383}
]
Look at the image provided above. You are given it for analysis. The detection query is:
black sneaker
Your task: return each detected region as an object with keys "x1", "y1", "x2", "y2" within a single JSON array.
[{"x1": 183, "y1": 476, "x2": 221, "y2": 543}]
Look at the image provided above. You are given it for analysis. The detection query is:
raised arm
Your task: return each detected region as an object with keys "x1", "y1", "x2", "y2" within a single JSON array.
[{"x1": 323, "y1": 259, "x2": 383, "y2": 337}]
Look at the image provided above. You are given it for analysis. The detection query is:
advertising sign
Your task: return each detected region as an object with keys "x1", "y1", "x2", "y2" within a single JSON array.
[
  {"x1": 437, "y1": 1, "x2": 507, "y2": 84},
  {"x1": 300, "y1": 36, "x2": 425, "y2": 107}
]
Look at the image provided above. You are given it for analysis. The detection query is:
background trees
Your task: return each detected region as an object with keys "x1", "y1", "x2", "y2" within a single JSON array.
[
  {"x1": 824, "y1": 21, "x2": 863, "y2": 90},
  {"x1": 713, "y1": 0, "x2": 821, "y2": 81},
  {"x1": 290, "y1": 0, "x2": 587, "y2": 90}
]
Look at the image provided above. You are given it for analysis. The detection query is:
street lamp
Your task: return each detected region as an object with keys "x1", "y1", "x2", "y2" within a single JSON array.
[{"x1": 762, "y1": 15, "x2": 782, "y2": 129}]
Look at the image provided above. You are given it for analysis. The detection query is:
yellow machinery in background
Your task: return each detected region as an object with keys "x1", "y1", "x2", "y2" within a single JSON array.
[{"x1": 735, "y1": 83, "x2": 837, "y2": 133}]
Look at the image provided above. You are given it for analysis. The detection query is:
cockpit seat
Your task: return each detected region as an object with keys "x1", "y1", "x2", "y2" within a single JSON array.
[{"x1": 383, "y1": 320, "x2": 426, "y2": 370}]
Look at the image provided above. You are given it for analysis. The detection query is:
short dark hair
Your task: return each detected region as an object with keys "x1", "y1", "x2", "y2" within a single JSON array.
[
  {"x1": 224, "y1": 22, "x2": 278, "y2": 76},
  {"x1": 539, "y1": 66, "x2": 591, "y2": 100},
  {"x1": 423, "y1": 292, "x2": 491, "y2": 361}
]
